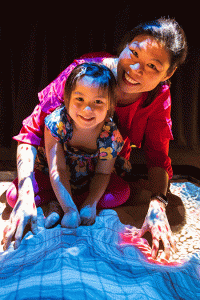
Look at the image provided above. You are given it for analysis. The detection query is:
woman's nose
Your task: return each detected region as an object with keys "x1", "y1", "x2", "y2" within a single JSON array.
[
  {"x1": 130, "y1": 63, "x2": 143, "y2": 74},
  {"x1": 83, "y1": 106, "x2": 92, "y2": 112}
]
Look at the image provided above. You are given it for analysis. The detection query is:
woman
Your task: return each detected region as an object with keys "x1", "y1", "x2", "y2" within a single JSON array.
[{"x1": 3, "y1": 17, "x2": 187, "y2": 260}]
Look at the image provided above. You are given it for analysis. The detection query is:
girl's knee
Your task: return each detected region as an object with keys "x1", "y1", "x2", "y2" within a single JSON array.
[{"x1": 6, "y1": 183, "x2": 18, "y2": 208}]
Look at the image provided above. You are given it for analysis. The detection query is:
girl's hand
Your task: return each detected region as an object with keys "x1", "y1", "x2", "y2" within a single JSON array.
[
  {"x1": 2, "y1": 194, "x2": 38, "y2": 251},
  {"x1": 61, "y1": 207, "x2": 81, "y2": 228},
  {"x1": 136, "y1": 200, "x2": 176, "y2": 259},
  {"x1": 79, "y1": 202, "x2": 97, "y2": 226}
]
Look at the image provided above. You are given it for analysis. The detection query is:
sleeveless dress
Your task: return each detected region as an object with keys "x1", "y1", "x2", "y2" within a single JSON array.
[{"x1": 41, "y1": 105, "x2": 124, "y2": 193}]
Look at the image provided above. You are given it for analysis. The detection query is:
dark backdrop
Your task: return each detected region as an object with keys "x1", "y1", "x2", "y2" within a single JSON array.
[{"x1": 0, "y1": 3, "x2": 199, "y2": 152}]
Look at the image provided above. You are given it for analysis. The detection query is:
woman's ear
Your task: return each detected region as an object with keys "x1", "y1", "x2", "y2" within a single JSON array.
[{"x1": 163, "y1": 67, "x2": 177, "y2": 82}]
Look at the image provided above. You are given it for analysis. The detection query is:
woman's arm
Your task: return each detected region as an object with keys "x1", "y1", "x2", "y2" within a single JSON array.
[
  {"x1": 136, "y1": 166, "x2": 169, "y2": 194},
  {"x1": 3, "y1": 143, "x2": 38, "y2": 250},
  {"x1": 137, "y1": 166, "x2": 176, "y2": 260},
  {"x1": 137, "y1": 87, "x2": 176, "y2": 259},
  {"x1": 148, "y1": 166, "x2": 169, "y2": 195},
  {"x1": 79, "y1": 158, "x2": 116, "y2": 225}
]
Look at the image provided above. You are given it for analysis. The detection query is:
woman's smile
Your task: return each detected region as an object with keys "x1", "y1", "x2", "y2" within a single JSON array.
[
  {"x1": 117, "y1": 35, "x2": 172, "y2": 95},
  {"x1": 123, "y1": 72, "x2": 141, "y2": 86}
]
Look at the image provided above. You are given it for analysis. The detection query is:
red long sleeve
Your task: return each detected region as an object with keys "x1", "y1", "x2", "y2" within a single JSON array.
[{"x1": 115, "y1": 84, "x2": 173, "y2": 179}]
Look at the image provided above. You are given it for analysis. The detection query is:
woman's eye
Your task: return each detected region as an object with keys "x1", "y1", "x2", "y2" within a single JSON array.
[
  {"x1": 130, "y1": 49, "x2": 138, "y2": 58},
  {"x1": 148, "y1": 63, "x2": 157, "y2": 71}
]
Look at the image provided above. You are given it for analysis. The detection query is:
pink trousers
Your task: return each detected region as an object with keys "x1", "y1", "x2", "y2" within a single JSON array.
[{"x1": 6, "y1": 169, "x2": 130, "y2": 209}]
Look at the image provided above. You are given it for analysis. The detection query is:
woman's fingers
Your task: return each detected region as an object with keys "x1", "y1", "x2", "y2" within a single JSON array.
[
  {"x1": 31, "y1": 212, "x2": 39, "y2": 233},
  {"x1": 161, "y1": 236, "x2": 171, "y2": 260},
  {"x1": 14, "y1": 218, "x2": 26, "y2": 250},
  {"x1": 2, "y1": 208, "x2": 38, "y2": 251},
  {"x1": 136, "y1": 222, "x2": 149, "y2": 238},
  {"x1": 152, "y1": 231, "x2": 176, "y2": 260},
  {"x1": 169, "y1": 234, "x2": 177, "y2": 253},
  {"x1": 151, "y1": 237, "x2": 160, "y2": 259},
  {"x1": 3, "y1": 224, "x2": 15, "y2": 251}
]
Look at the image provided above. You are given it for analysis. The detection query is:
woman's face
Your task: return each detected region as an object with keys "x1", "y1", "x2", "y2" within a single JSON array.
[{"x1": 117, "y1": 35, "x2": 173, "y2": 95}]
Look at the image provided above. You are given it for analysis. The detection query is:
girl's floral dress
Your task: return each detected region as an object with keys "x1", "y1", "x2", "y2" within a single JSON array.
[{"x1": 35, "y1": 106, "x2": 126, "y2": 193}]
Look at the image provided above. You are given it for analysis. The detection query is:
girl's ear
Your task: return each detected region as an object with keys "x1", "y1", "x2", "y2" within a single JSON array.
[{"x1": 163, "y1": 67, "x2": 177, "y2": 82}]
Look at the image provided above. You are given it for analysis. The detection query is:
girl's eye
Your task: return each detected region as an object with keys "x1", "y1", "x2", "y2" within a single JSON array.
[
  {"x1": 148, "y1": 63, "x2": 158, "y2": 71},
  {"x1": 76, "y1": 97, "x2": 84, "y2": 102},
  {"x1": 94, "y1": 99, "x2": 103, "y2": 104}
]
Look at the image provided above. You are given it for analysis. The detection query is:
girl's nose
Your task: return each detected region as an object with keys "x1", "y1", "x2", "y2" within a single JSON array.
[{"x1": 83, "y1": 106, "x2": 92, "y2": 111}]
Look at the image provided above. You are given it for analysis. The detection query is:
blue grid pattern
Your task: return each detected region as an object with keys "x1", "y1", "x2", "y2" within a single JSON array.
[{"x1": 0, "y1": 182, "x2": 200, "y2": 299}]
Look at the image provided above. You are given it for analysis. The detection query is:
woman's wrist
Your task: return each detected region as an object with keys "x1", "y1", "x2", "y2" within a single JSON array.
[
  {"x1": 150, "y1": 199, "x2": 166, "y2": 210},
  {"x1": 150, "y1": 193, "x2": 168, "y2": 207},
  {"x1": 18, "y1": 176, "x2": 35, "y2": 199}
]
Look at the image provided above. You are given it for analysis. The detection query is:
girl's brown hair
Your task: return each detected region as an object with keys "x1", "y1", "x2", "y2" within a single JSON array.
[
  {"x1": 118, "y1": 17, "x2": 188, "y2": 107},
  {"x1": 64, "y1": 62, "x2": 117, "y2": 118}
]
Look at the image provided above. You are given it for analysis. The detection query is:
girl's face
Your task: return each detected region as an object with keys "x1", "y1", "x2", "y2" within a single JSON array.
[
  {"x1": 68, "y1": 76, "x2": 109, "y2": 130},
  {"x1": 117, "y1": 35, "x2": 174, "y2": 95}
]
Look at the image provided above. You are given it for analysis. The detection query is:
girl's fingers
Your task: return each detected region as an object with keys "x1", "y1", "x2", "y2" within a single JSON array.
[
  {"x1": 45, "y1": 212, "x2": 60, "y2": 229},
  {"x1": 81, "y1": 217, "x2": 89, "y2": 226},
  {"x1": 86, "y1": 218, "x2": 95, "y2": 226}
]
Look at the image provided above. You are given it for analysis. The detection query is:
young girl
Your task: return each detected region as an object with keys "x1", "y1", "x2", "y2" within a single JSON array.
[
  {"x1": 4, "y1": 17, "x2": 187, "y2": 259},
  {"x1": 6, "y1": 63, "x2": 130, "y2": 229},
  {"x1": 43, "y1": 62, "x2": 129, "y2": 227}
]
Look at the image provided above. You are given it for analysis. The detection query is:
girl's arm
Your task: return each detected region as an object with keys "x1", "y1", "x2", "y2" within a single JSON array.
[
  {"x1": 3, "y1": 143, "x2": 38, "y2": 250},
  {"x1": 79, "y1": 158, "x2": 116, "y2": 225},
  {"x1": 44, "y1": 126, "x2": 78, "y2": 212},
  {"x1": 44, "y1": 126, "x2": 80, "y2": 228}
]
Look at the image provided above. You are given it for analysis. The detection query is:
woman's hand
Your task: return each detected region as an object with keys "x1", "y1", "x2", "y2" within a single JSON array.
[
  {"x1": 102, "y1": 58, "x2": 118, "y2": 78},
  {"x1": 137, "y1": 200, "x2": 177, "y2": 259},
  {"x1": 2, "y1": 143, "x2": 38, "y2": 251},
  {"x1": 2, "y1": 189, "x2": 38, "y2": 251}
]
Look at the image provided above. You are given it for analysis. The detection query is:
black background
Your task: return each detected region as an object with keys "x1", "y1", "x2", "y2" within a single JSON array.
[{"x1": 0, "y1": 2, "x2": 199, "y2": 150}]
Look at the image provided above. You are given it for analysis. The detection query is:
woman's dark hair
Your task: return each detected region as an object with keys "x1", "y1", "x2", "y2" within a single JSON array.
[
  {"x1": 64, "y1": 62, "x2": 117, "y2": 117},
  {"x1": 117, "y1": 17, "x2": 188, "y2": 107}
]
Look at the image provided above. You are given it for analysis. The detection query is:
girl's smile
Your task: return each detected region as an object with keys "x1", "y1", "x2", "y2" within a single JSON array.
[
  {"x1": 79, "y1": 115, "x2": 95, "y2": 122},
  {"x1": 68, "y1": 76, "x2": 109, "y2": 130}
]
